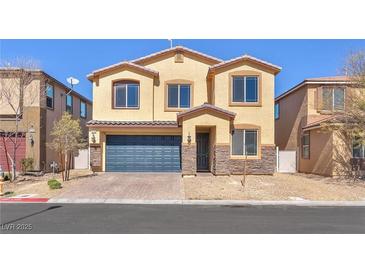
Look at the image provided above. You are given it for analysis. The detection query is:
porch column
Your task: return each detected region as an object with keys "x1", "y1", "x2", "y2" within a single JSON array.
[
  {"x1": 181, "y1": 122, "x2": 196, "y2": 175},
  {"x1": 213, "y1": 144, "x2": 230, "y2": 175}
]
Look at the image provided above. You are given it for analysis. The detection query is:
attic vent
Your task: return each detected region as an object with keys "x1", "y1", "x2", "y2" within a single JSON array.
[{"x1": 175, "y1": 52, "x2": 184, "y2": 63}]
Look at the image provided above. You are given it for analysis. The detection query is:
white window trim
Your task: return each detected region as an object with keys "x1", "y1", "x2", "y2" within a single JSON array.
[
  {"x1": 232, "y1": 76, "x2": 259, "y2": 103},
  {"x1": 114, "y1": 83, "x2": 140, "y2": 109},
  {"x1": 231, "y1": 129, "x2": 258, "y2": 156},
  {"x1": 168, "y1": 84, "x2": 191, "y2": 109}
]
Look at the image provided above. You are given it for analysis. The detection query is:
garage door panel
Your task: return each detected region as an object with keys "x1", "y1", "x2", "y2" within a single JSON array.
[{"x1": 106, "y1": 135, "x2": 181, "y2": 172}]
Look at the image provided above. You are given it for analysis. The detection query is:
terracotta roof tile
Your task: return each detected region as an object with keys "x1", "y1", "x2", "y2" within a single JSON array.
[
  {"x1": 87, "y1": 62, "x2": 159, "y2": 80},
  {"x1": 304, "y1": 76, "x2": 351, "y2": 82},
  {"x1": 302, "y1": 115, "x2": 337, "y2": 130},
  {"x1": 276, "y1": 75, "x2": 353, "y2": 101},
  {"x1": 177, "y1": 103, "x2": 236, "y2": 119},
  {"x1": 131, "y1": 46, "x2": 223, "y2": 65},
  {"x1": 87, "y1": 120, "x2": 178, "y2": 127},
  {"x1": 209, "y1": 54, "x2": 281, "y2": 74}
]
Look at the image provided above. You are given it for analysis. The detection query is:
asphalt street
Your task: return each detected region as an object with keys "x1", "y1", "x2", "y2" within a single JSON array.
[{"x1": 1, "y1": 203, "x2": 365, "y2": 233}]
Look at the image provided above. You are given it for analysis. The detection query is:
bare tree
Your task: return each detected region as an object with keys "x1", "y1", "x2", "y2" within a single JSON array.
[
  {"x1": 0, "y1": 58, "x2": 46, "y2": 181},
  {"x1": 240, "y1": 154, "x2": 248, "y2": 191},
  {"x1": 323, "y1": 51, "x2": 365, "y2": 179},
  {"x1": 47, "y1": 112, "x2": 86, "y2": 181}
]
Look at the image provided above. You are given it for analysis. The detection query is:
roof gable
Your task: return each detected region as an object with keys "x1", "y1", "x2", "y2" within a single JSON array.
[
  {"x1": 208, "y1": 54, "x2": 281, "y2": 76},
  {"x1": 275, "y1": 76, "x2": 352, "y2": 101},
  {"x1": 132, "y1": 46, "x2": 223, "y2": 66},
  {"x1": 177, "y1": 103, "x2": 236, "y2": 121},
  {"x1": 87, "y1": 62, "x2": 159, "y2": 81}
]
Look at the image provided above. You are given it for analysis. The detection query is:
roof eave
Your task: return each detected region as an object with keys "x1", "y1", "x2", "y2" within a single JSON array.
[
  {"x1": 208, "y1": 57, "x2": 282, "y2": 76},
  {"x1": 275, "y1": 80, "x2": 353, "y2": 102},
  {"x1": 87, "y1": 63, "x2": 159, "y2": 82}
]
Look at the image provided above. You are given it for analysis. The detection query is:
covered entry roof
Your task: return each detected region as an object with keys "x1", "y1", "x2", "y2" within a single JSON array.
[{"x1": 177, "y1": 103, "x2": 236, "y2": 120}]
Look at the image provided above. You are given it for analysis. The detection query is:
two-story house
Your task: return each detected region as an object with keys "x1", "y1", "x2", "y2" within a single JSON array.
[
  {"x1": 87, "y1": 46, "x2": 281, "y2": 175},
  {"x1": 275, "y1": 76, "x2": 364, "y2": 176},
  {"x1": 0, "y1": 69, "x2": 92, "y2": 172}
]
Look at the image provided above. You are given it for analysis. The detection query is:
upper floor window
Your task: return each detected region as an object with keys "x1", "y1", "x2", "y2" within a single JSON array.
[
  {"x1": 352, "y1": 137, "x2": 365, "y2": 158},
  {"x1": 274, "y1": 103, "x2": 280, "y2": 119},
  {"x1": 232, "y1": 76, "x2": 258, "y2": 103},
  {"x1": 66, "y1": 94, "x2": 73, "y2": 113},
  {"x1": 301, "y1": 132, "x2": 310, "y2": 159},
  {"x1": 167, "y1": 84, "x2": 191, "y2": 109},
  {"x1": 80, "y1": 101, "x2": 87, "y2": 118},
  {"x1": 114, "y1": 81, "x2": 139, "y2": 108},
  {"x1": 232, "y1": 129, "x2": 258, "y2": 156},
  {"x1": 46, "y1": 83, "x2": 54, "y2": 109},
  {"x1": 322, "y1": 87, "x2": 345, "y2": 111}
]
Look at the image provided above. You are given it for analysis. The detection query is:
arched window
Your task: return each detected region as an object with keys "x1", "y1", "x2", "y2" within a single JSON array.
[{"x1": 113, "y1": 80, "x2": 139, "y2": 108}]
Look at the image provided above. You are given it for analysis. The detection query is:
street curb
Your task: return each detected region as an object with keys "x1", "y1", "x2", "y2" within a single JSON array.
[{"x1": 43, "y1": 198, "x2": 365, "y2": 206}]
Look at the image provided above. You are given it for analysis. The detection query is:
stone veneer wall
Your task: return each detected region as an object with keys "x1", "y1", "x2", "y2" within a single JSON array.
[
  {"x1": 90, "y1": 145, "x2": 102, "y2": 172},
  {"x1": 181, "y1": 144, "x2": 196, "y2": 175},
  {"x1": 212, "y1": 145, "x2": 230, "y2": 175},
  {"x1": 213, "y1": 145, "x2": 276, "y2": 175}
]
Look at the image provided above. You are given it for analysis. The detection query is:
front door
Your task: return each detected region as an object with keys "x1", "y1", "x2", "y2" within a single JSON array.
[{"x1": 196, "y1": 133, "x2": 209, "y2": 171}]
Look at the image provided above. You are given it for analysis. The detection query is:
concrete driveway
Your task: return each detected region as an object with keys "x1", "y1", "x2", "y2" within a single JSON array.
[{"x1": 54, "y1": 173, "x2": 183, "y2": 200}]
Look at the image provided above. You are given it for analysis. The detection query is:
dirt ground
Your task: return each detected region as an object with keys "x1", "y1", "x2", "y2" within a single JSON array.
[
  {"x1": 2, "y1": 169, "x2": 96, "y2": 198},
  {"x1": 183, "y1": 173, "x2": 365, "y2": 201},
  {"x1": 3, "y1": 170, "x2": 365, "y2": 201}
]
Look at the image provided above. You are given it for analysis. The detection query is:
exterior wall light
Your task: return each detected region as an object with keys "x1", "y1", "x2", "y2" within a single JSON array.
[
  {"x1": 29, "y1": 125, "x2": 36, "y2": 147},
  {"x1": 187, "y1": 132, "x2": 191, "y2": 144},
  {"x1": 91, "y1": 131, "x2": 96, "y2": 144}
]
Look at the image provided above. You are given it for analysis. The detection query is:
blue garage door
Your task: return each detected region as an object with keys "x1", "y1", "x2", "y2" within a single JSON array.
[{"x1": 106, "y1": 135, "x2": 181, "y2": 172}]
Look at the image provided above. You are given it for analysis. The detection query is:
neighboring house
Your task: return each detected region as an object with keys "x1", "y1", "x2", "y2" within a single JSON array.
[
  {"x1": 87, "y1": 46, "x2": 281, "y2": 175},
  {"x1": 0, "y1": 69, "x2": 92, "y2": 172},
  {"x1": 275, "y1": 76, "x2": 364, "y2": 176}
]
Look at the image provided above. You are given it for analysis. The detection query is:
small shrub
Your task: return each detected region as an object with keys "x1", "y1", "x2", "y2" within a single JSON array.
[
  {"x1": 21, "y1": 158, "x2": 34, "y2": 173},
  {"x1": 48, "y1": 179, "x2": 62, "y2": 190},
  {"x1": 4, "y1": 191, "x2": 14, "y2": 197}
]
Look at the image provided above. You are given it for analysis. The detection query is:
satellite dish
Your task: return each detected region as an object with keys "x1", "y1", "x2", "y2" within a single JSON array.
[{"x1": 67, "y1": 77, "x2": 79, "y2": 86}]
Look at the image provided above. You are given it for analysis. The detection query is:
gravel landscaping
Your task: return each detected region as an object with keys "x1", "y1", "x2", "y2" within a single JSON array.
[
  {"x1": 183, "y1": 173, "x2": 365, "y2": 201},
  {"x1": 3, "y1": 170, "x2": 365, "y2": 201},
  {"x1": 2, "y1": 169, "x2": 96, "y2": 198}
]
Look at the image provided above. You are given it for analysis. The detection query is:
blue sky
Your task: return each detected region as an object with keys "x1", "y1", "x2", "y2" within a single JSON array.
[{"x1": 1, "y1": 39, "x2": 365, "y2": 100}]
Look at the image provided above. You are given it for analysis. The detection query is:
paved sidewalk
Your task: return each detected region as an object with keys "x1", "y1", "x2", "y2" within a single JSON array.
[{"x1": 52, "y1": 172, "x2": 184, "y2": 200}]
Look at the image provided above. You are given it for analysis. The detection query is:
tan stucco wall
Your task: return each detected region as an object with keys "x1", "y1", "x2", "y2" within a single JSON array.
[
  {"x1": 214, "y1": 64, "x2": 276, "y2": 145},
  {"x1": 92, "y1": 54, "x2": 211, "y2": 122},
  {"x1": 145, "y1": 55, "x2": 211, "y2": 120},
  {"x1": 181, "y1": 111, "x2": 231, "y2": 144},
  {"x1": 275, "y1": 85, "x2": 308, "y2": 150},
  {"x1": 299, "y1": 129, "x2": 333, "y2": 176},
  {"x1": 92, "y1": 70, "x2": 154, "y2": 121}
]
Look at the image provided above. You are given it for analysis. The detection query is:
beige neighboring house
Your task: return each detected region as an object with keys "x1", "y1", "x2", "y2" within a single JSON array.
[
  {"x1": 275, "y1": 76, "x2": 365, "y2": 176},
  {"x1": 87, "y1": 46, "x2": 281, "y2": 175},
  {"x1": 0, "y1": 69, "x2": 92, "y2": 172}
]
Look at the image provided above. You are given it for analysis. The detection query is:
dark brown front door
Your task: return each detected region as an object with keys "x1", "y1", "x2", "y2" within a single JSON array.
[{"x1": 196, "y1": 133, "x2": 209, "y2": 171}]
